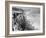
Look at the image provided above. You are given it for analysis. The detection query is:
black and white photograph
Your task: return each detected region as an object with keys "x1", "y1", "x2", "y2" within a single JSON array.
[{"x1": 12, "y1": 7, "x2": 40, "y2": 31}]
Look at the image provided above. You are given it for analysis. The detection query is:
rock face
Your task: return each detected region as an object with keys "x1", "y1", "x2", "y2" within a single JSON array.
[{"x1": 12, "y1": 8, "x2": 26, "y2": 31}]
